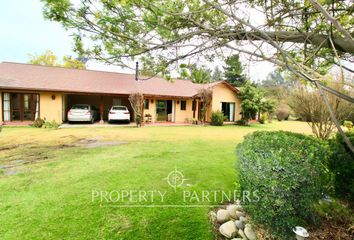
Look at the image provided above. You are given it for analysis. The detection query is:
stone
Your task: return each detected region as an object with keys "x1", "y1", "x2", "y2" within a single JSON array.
[
  {"x1": 238, "y1": 229, "x2": 247, "y2": 239},
  {"x1": 227, "y1": 204, "x2": 238, "y2": 219},
  {"x1": 235, "y1": 220, "x2": 245, "y2": 230},
  {"x1": 219, "y1": 220, "x2": 237, "y2": 239},
  {"x1": 216, "y1": 209, "x2": 230, "y2": 223},
  {"x1": 208, "y1": 211, "x2": 217, "y2": 222},
  {"x1": 231, "y1": 238, "x2": 243, "y2": 240},
  {"x1": 239, "y1": 216, "x2": 248, "y2": 223},
  {"x1": 244, "y1": 224, "x2": 257, "y2": 240},
  {"x1": 236, "y1": 211, "x2": 245, "y2": 218},
  {"x1": 235, "y1": 204, "x2": 243, "y2": 211}
]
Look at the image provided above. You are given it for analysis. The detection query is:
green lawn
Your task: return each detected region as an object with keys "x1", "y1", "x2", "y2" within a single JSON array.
[{"x1": 0, "y1": 121, "x2": 312, "y2": 240}]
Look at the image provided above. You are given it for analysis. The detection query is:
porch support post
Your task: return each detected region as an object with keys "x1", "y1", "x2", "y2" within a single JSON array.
[{"x1": 99, "y1": 96, "x2": 104, "y2": 124}]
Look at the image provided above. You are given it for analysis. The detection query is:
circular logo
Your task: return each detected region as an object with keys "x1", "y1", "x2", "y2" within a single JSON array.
[{"x1": 165, "y1": 168, "x2": 187, "y2": 191}]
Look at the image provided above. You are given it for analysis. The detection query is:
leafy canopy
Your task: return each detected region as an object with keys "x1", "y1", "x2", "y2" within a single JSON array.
[{"x1": 28, "y1": 50, "x2": 86, "y2": 69}]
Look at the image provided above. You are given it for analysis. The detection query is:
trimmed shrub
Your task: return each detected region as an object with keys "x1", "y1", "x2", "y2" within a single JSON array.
[
  {"x1": 210, "y1": 111, "x2": 225, "y2": 126},
  {"x1": 236, "y1": 131, "x2": 328, "y2": 238},
  {"x1": 328, "y1": 131, "x2": 354, "y2": 202},
  {"x1": 275, "y1": 104, "x2": 290, "y2": 121},
  {"x1": 33, "y1": 118, "x2": 45, "y2": 128}
]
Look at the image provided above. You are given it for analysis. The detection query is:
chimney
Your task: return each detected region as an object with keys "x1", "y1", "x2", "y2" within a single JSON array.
[{"x1": 135, "y1": 62, "x2": 139, "y2": 81}]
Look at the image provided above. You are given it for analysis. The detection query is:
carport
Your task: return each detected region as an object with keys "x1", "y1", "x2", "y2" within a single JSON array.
[{"x1": 62, "y1": 94, "x2": 133, "y2": 122}]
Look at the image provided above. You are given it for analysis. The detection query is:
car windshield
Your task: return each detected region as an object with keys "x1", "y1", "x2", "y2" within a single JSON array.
[
  {"x1": 112, "y1": 106, "x2": 127, "y2": 111},
  {"x1": 72, "y1": 104, "x2": 90, "y2": 110}
]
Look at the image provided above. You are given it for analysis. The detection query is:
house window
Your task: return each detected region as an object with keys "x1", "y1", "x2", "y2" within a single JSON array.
[
  {"x1": 221, "y1": 102, "x2": 235, "y2": 122},
  {"x1": 144, "y1": 99, "x2": 149, "y2": 109},
  {"x1": 180, "y1": 100, "x2": 186, "y2": 111},
  {"x1": 2, "y1": 93, "x2": 39, "y2": 122}
]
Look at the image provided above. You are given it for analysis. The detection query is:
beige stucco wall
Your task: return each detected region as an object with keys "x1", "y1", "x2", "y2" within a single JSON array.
[
  {"x1": 0, "y1": 92, "x2": 2, "y2": 122},
  {"x1": 211, "y1": 83, "x2": 242, "y2": 121},
  {"x1": 40, "y1": 92, "x2": 63, "y2": 123},
  {"x1": 143, "y1": 98, "x2": 157, "y2": 122},
  {"x1": 175, "y1": 99, "x2": 194, "y2": 123}
]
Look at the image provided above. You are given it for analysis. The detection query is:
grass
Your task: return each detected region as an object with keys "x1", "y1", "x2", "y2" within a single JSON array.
[{"x1": 0, "y1": 121, "x2": 312, "y2": 240}]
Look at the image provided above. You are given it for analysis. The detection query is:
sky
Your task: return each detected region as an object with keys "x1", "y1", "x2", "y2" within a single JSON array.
[{"x1": 0, "y1": 0, "x2": 274, "y2": 81}]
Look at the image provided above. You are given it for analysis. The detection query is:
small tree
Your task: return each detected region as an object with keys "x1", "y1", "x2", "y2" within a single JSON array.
[
  {"x1": 259, "y1": 99, "x2": 276, "y2": 123},
  {"x1": 128, "y1": 92, "x2": 144, "y2": 128},
  {"x1": 289, "y1": 84, "x2": 352, "y2": 139},
  {"x1": 239, "y1": 81, "x2": 263, "y2": 122},
  {"x1": 198, "y1": 88, "x2": 213, "y2": 126}
]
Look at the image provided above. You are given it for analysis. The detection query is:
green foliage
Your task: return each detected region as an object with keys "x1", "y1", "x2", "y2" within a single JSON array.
[
  {"x1": 223, "y1": 54, "x2": 246, "y2": 87},
  {"x1": 210, "y1": 111, "x2": 225, "y2": 126},
  {"x1": 178, "y1": 64, "x2": 212, "y2": 83},
  {"x1": 43, "y1": 120, "x2": 60, "y2": 129},
  {"x1": 259, "y1": 115, "x2": 266, "y2": 124},
  {"x1": 236, "y1": 131, "x2": 328, "y2": 238},
  {"x1": 343, "y1": 120, "x2": 353, "y2": 130},
  {"x1": 235, "y1": 119, "x2": 248, "y2": 126},
  {"x1": 328, "y1": 131, "x2": 354, "y2": 202},
  {"x1": 40, "y1": 0, "x2": 353, "y2": 80},
  {"x1": 33, "y1": 118, "x2": 45, "y2": 128},
  {"x1": 239, "y1": 81, "x2": 274, "y2": 121},
  {"x1": 314, "y1": 199, "x2": 353, "y2": 224},
  {"x1": 28, "y1": 50, "x2": 85, "y2": 69}
]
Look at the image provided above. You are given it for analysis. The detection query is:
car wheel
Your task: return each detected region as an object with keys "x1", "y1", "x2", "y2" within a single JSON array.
[{"x1": 91, "y1": 118, "x2": 94, "y2": 124}]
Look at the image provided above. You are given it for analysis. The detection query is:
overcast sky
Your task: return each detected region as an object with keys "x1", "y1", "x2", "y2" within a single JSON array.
[{"x1": 0, "y1": 0, "x2": 274, "y2": 82}]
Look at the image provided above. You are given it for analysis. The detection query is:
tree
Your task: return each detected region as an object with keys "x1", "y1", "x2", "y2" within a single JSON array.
[
  {"x1": 178, "y1": 64, "x2": 212, "y2": 83},
  {"x1": 197, "y1": 88, "x2": 213, "y2": 126},
  {"x1": 41, "y1": 0, "x2": 354, "y2": 152},
  {"x1": 212, "y1": 66, "x2": 223, "y2": 81},
  {"x1": 28, "y1": 50, "x2": 86, "y2": 69},
  {"x1": 224, "y1": 54, "x2": 246, "y2": 87},
  {"x1": 128, "y1": 93, "x2": 144, "y2": 128},
  {"x1": 288, "y1": 83, "x2": 353, "y2": 139},
  {"x1": 239, "y1": 81, "x2": 263, "y2": 122}
]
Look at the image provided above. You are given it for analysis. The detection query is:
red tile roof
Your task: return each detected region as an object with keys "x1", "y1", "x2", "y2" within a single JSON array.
[{"x1": 0, "y1": 62, "x2": 237, "y2": 97}]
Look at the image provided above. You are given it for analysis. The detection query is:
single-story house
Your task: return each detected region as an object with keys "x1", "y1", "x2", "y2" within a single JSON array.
[{"x1": 0, "y1": 62, "x2": 242, "y2": 125}]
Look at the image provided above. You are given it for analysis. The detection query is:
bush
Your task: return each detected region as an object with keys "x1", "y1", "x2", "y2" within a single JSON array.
[
  {"x1": 43, "y1": 120, "x2": 60, "y2": 129},
  {"x1": 235, "y1": 119, "x2": 248, "y2": 126},
  {"x1": 259, "y1": 115, "x2": 266, "y2": 124},
  {"x1": 33, "y1": 118, "x2": 45, "y2": 128},
  {"x1": 210, "y1": 111, "x2": 225, "y2": 126},
  {"x1": 343, "y1": 120, "x2": 353, "y2": 130},
  {"x1": 275, "y1": 104, "x2": 290, "y2": 121},
  {"x1": 328, "y1": 131, "x2": 354, "y2": 202},
  {"x1": 236, "y1": 131, "x2": 328, "y2": 238}
]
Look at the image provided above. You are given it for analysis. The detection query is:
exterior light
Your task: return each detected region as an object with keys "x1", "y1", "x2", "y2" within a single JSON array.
[
  {"x1": 151, "y1": 99, "x2": 154, "y2": 103},
  {"x1": 51, "y1": 95, "x2": 56, "y2": 100},
  {"x1": 293, "y1": 226, "x2": 309, "y2": 240},
  {"x1": 177, "y1": 101, "x2": 180, "y2": 104}
]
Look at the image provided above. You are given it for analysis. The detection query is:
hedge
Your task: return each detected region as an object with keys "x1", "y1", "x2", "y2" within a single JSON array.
[
  {"x1": 328, "y1": 131, "x2": 354, "y2": 202},
  {"x1": 236, "y1": 131, "x2": 328, "y2": 238}
]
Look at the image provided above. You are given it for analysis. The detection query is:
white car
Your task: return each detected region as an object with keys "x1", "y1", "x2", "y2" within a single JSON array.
[
  {"x1": 68, "y1": 104, "x2": 99, "y2": 124},
  {"x1": 108, "y1": 106, "x2": 131, "y2": 123}
]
